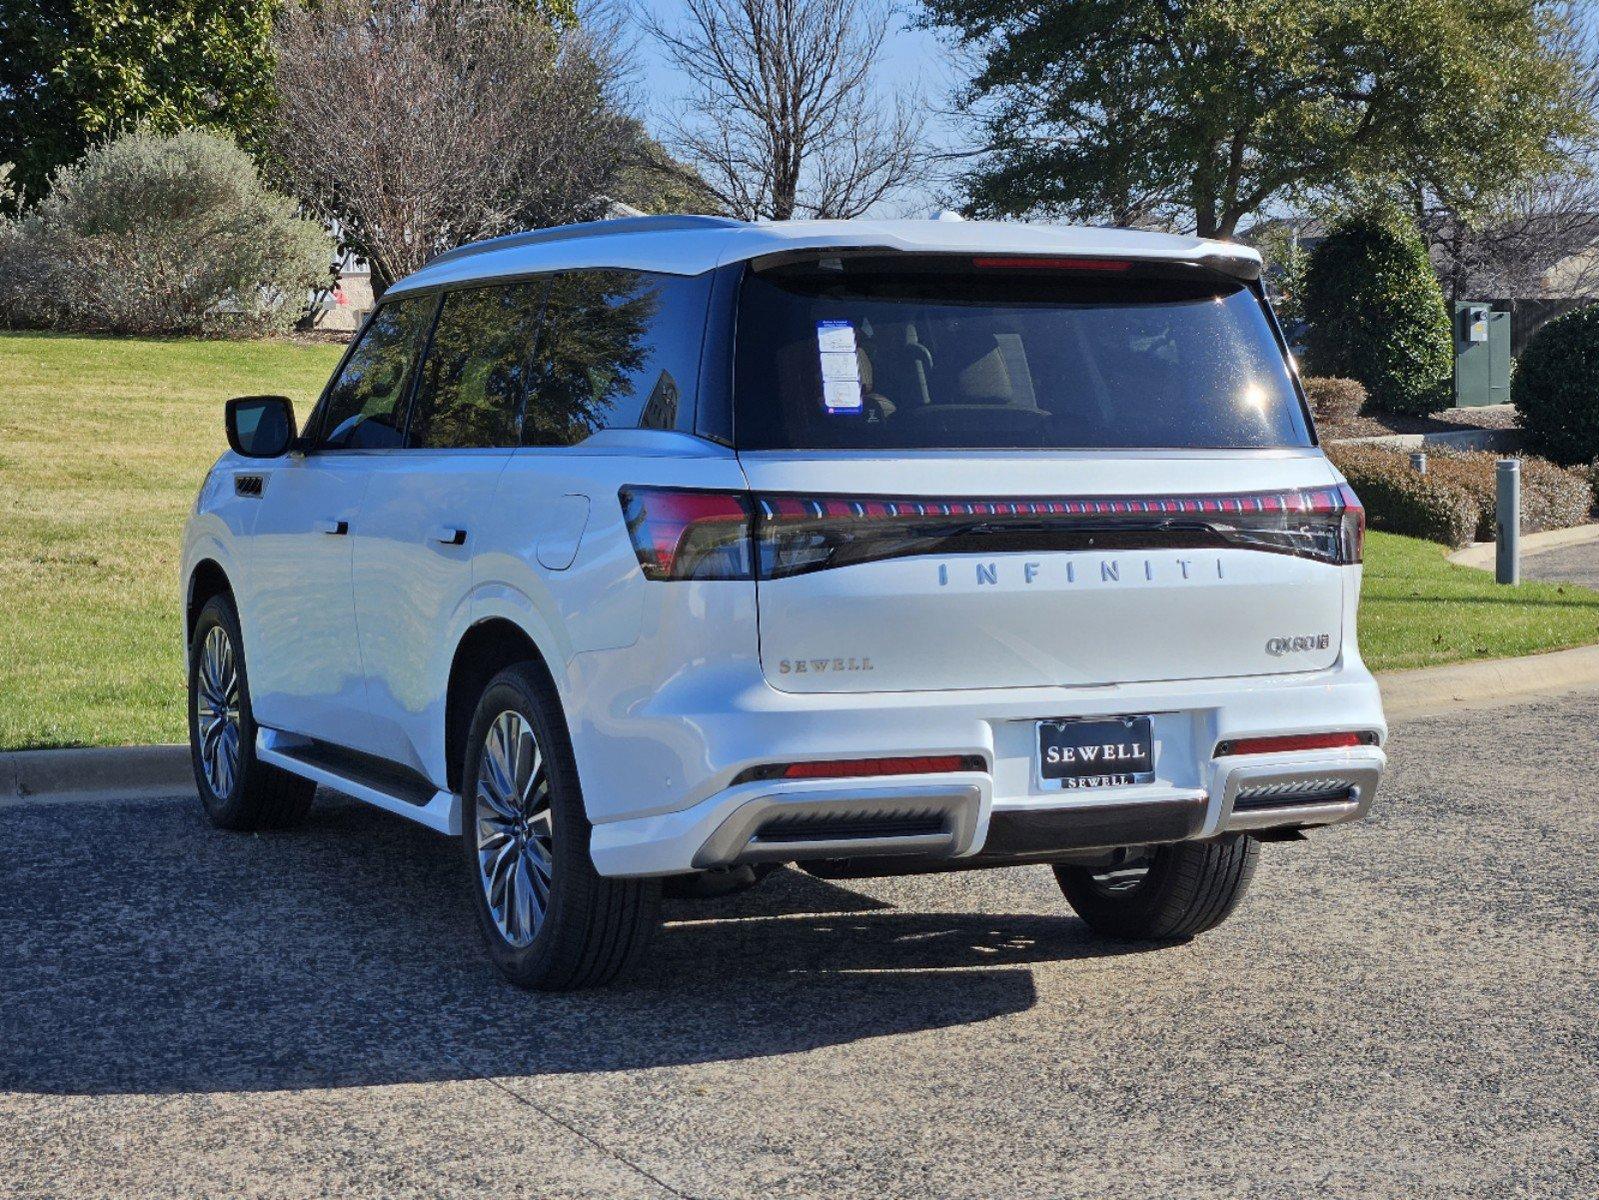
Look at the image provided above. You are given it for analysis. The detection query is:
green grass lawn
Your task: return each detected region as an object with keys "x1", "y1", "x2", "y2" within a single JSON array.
[
  {"x1": 1357, "y1": 530, "x2": 1599, "y2": 671},
  {"x1": 3, "y1": 331, "x2": 1599, "y2": 749},
  {"x1": 0, "y1": 332, "x2": 342, "y2": 750}
]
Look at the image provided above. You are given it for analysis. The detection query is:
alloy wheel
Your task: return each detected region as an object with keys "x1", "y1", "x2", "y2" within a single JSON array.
[
  {"x1": 196, "y1": 624, "x2": 242, "y2": 798},
  {"x1": 474, "y1": 710, "x2": 555, "y2": 948}
]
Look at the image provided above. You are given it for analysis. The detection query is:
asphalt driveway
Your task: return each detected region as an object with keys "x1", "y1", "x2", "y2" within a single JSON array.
[
  {"x1": 2, "y1": 695, "x2": 1596, "y2": 1198},
  {"x1": 1522, "y1": 537, "x2": 1599, "y2": 590}
]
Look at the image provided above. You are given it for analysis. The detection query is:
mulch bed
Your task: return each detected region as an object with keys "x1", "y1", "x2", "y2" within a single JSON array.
[{"x1": 1321, "y1": 404, "x2": 1519, "y2": 440}]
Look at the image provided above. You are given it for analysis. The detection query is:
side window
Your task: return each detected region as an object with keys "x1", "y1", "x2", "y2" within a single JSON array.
[
  {"x1": 316, "y1": 296, "x2": 435, "y2": 450},
  {"x1": 408, "y1": 281, "x2": 546, "y2": 450},
  {"x1": 524, "y1": 269, "x2": 711, "y2": 447}
]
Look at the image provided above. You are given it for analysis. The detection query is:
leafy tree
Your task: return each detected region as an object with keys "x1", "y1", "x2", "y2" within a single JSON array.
[
  {"x1": 1514, "y1": 306, "x2": 1599, "y2": 465},
  {"x1": 0, "y1": 0, "x2": 279, "y2": 206},
  {"x1": 609, "y1": 119, "x2": 724, "y2": 216},
  {"x1": 923, "y1": 0, "x2": 1595, "y2": 238},
  {"x1": 1252, "y1": 223, "x2": 1312, "y2": 328},
  {"x1": 1302, "y1": 214, "x2": 1453, "y2": 416}
]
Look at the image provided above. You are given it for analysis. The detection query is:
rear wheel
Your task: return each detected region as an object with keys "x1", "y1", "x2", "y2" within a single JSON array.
[
  {"x1": 1054, "y1": 835, "x2": 1258, "y2": 940},
  {"x1": 187, "y1": 594, "x2": 316, "y2": 830},
  {"x1": 461, "y1": 663, "x2": 660, "y2": 990}
]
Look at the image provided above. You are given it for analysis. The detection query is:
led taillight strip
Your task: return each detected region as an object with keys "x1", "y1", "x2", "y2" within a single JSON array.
[
  {"x1": 971, "y1": 256, "x2": 1133, "y2": 271},
  {"x1": 756, "y1": 486, "x2": 1353, "y2": 524}
]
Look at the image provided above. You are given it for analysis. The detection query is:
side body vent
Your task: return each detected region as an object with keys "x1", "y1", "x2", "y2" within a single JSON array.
[{"x1": 234, "y1": 474, "x2": 265, "y2": 498}]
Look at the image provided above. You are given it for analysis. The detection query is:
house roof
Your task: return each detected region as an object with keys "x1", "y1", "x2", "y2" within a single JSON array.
[{"x1": 384, "y1": 215, "x2": 1262, "y2": 296}]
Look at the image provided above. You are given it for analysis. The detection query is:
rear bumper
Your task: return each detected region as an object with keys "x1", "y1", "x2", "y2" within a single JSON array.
[{"x1": 586, "y1": 662, "x2": 1387, "y2": 877}]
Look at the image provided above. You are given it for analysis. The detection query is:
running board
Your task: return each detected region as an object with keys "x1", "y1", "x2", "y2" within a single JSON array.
[{"x1": 255, "y1": 728, "x2": 460, "y2": 835}]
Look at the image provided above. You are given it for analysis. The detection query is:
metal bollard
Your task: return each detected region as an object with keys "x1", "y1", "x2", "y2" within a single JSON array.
[
  {"x1": 1410, "y1": 451, "x2": 1428, "y2": 474},
  {"x1": 1496, "y1": 458, "x2": 1520, "y2": 585}
]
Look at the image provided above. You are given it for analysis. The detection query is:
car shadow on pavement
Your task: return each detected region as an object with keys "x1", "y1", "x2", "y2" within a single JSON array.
[{"x1": 0, "y1": 792, "x2": 1156, "y2": 1097}]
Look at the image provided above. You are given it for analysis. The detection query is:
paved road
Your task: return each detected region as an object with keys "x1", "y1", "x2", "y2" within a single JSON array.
[
  {"x1": 3, "y1": 696, "x2": 1597, "y2": 1199},
  {"x1": 1523, "y1": 540, "x2": 1599, "y2": 590}
]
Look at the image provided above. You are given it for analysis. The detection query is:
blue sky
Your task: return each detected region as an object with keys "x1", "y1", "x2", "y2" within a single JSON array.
[{"x1": 625, "y1": 0, "x2": 969, "y2": 215}]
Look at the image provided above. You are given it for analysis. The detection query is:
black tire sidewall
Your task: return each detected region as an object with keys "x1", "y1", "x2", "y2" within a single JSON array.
[
  {"x1": 1056, "y1": 849, "x2": 1174, "y2": 938},
  {"x1": 1055, "y1": 835, "x2": 1257, "y2": 941}
]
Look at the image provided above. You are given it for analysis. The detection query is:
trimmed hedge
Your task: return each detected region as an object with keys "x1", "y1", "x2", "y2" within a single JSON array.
[
  {"x1": 1422, "y1": 450, "x2": 1592, "y2": 540},
  {"x1": 1326, "y1": 444, "x2": 1477, "y2": 548},
  {"x1": 1513, "y1": 304, "x2": 1599, "y2": 466},
  {"x1": 1303, "y1": 215, "x2": 1453, "y2": 417},
  {"x1": 1327, "y1": 444, "x2": 1593, "y2": 548},
  {"x1": 1301, "y1": 376, "x2": 1367, "y2": 424}
]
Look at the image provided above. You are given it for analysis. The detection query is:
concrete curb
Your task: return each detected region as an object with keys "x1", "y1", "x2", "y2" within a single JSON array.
[
  {"x1": 1377, "y1": 642, "x2": 1599, "y2": 722},
  {"x1": 1336, "y1": 427, "x2": 1522, "y2": 454},
  {"x1": 0, "y1": 745, "x2": 192, "y2": 805},
  {"x1": 1447, "y1": 523, "x2": 1599, "y2": 572}
]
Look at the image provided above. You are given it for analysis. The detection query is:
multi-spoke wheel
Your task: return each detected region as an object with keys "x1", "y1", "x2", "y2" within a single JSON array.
[
  {"x1": 186, "y1": 592, "x2": 315, "y2": 830},
  {"x1": 474, "y1": 711, "x2": 555, "y2": 949},
  {"x1": 460, "y1": 662, "x2": 660, "y2": 990},
  {"x1": 1054, "y1": 835, "x2": 1259, "y2": 941},
  {"x1": 195, "y1": 625, "x2": 241, "y2": 799}
]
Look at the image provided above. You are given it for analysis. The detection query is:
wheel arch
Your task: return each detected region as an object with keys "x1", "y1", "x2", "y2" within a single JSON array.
[
  {"x1": 444, "y1": 618, "x2": 561, "y2": 794},
  {"x1": 186, "y1": 558, "x2": 235, "y2": 643}
]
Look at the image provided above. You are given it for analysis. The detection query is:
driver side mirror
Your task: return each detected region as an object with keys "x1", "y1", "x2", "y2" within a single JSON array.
[{"x1": 225, "y1": 395, "x2": 297, "y2": 458}]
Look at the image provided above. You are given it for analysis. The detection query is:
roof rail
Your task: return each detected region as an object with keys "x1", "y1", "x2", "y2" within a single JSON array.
[{"x1": 423, "y1": 215, "x2": 748, "y2": 270}]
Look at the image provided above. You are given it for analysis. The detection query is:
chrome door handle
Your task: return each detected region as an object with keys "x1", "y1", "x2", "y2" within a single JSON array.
[
  {"x1": 434, "y1": 526, "x2": 467, "y2": 546},
  {"x1": 318, "y1": 518, "x2": 349, "y2": 536}
]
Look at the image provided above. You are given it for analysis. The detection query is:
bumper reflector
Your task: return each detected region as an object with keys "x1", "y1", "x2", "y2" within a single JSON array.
[
  {"x1": 733, "y1": 754, "x2": 986, "y2": 785},
  {"x1": 1215, "y1": 731, "x2": 1377, "y2": 757}
]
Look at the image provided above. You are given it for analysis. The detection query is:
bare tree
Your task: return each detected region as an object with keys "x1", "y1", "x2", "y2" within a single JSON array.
[
  {"x1": 272, "y1": 0, "x2": 633, "y2": 294},
  {"x1": 1420, "y1": 163, "x2": 1599, "y2": 301},
  {"x1": 640, "y1": 0, "x2": 924, "y2": 220}
]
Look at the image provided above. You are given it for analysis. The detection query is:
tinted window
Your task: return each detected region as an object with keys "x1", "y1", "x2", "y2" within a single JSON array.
[
  {"x1": 523, "y1": 269, "x2": 710, "y2": 446},
  {"x1": 317, "y1": 296, "x2": 435, "y2": 450},
  {"x1": 733, "y1": 256, "x2": 1311, "y2": 451},
  {"x1": 409, "y1": 282, "x2": 545, "y2": 449}
]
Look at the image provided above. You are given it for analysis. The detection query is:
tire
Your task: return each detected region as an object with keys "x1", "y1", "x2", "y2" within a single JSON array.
[
  {"x1": 461, "y1": 662, "x2": 661, "y2": 990},
  {"x1": 187, "y1": 594, "x2": 316, "y2": 831},
  {"x1": 1054, "y1": 835, "x2": 1259, "y2": 941}
]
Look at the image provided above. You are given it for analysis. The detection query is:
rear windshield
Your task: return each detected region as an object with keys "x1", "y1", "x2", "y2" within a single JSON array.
[{"x1": 732, "y1": 255, "x2": 1312, "y2": 451}]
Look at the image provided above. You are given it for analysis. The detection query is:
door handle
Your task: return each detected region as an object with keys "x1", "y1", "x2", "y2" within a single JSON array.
[
  {"x1": 434, "y1": 526, "x2": 467, "y2": 546},
  {"x1": 318, "y1": 518, "x2": 349, "y2": 536}
]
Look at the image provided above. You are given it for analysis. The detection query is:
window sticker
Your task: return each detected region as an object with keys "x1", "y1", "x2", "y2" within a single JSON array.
[{"x1": 816, "y1": 319, "x2": 863, "y2": 412}]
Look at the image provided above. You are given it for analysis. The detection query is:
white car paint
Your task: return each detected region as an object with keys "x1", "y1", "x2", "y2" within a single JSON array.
[{"x1": 181, "y1": 215, "x2": 1386, "y2": 873}]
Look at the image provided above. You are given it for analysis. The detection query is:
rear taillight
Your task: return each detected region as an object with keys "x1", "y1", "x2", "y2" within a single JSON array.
[
  {"x1": 1215, "y1": 731, "x2": 1378, "y2": 756},
  {"x1": 1338, "y1": 483, "x2": 1365, "y2": 564},
  {"x1": 753, "y1": 487, "x2": 1366, "y2": 578},
  {"x1": 620, "y1": 485, "x2": 1366, "y2": 581},
  {"x1": 618, "y1": 487, "x2": 753, "y2": 580}
]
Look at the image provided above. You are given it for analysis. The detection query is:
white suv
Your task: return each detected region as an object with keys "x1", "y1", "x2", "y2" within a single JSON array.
[{"x1": 182, "y1": 216, "x2": 1387, "y2": 989}]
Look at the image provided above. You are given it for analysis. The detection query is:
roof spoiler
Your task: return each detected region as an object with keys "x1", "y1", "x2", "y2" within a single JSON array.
[{"x1": 1199, "y1": 248, "x2": 1262, "y2": 282}]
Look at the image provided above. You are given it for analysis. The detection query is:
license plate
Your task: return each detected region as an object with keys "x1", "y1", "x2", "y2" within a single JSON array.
[{"x1": 1037, "y1": 716, "x2": 1155, "y2": 790}]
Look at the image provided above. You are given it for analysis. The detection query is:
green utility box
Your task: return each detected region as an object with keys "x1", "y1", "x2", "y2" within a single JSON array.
[{"x1": 1453, "y1": 301, "x2": 1510, "y2": 408}]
